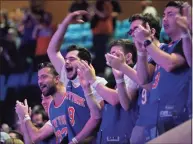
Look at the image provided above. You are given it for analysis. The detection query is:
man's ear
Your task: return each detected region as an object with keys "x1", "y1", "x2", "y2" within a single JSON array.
[
  {"x1": 55, "y1": 75, "x2": 60, "y2": 84},
  {"x1": 151, "y1": 28, "x2": 156, "y2": 38},
  {"x1": 125, "y1": 53, "x2": 132, "y2": 63}
]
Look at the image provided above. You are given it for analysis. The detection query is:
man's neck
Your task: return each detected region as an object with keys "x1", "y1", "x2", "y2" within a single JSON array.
[
  {"x1": 153, "y1": 39, "x2": 161, "y2": 48},
  {"x1": 169, "y1": 32, "x2": 181, "y2": 42},
  {"x1": 53, "y1": 87, "x2": 66, "y2": 107}
]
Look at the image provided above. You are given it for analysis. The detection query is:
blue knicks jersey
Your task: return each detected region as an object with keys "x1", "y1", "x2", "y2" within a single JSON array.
[
  {"x1": 136, "y1": 88, "x2": 158, "y2": 127},
  {"x1": 49, "y1": 96, "x2": 68, "y2": 144},
  {"x1": 149, "y1": 40, "x2": 190, "y2": 126},
  {"x1": 64, "y1": 81, "x2": 91, "y2": 141},
  {"x1": 97, "y1": 102, "x2": 138, "y2": 144}
]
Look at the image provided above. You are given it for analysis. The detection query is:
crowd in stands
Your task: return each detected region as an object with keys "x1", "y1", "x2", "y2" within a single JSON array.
[{"x1": 0, "y1": 0, "x2": 191, "y2": 144}]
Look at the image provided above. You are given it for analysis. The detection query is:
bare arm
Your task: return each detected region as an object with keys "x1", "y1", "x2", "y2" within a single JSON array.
[
  {"x1": 75, "y1": 117, "x2": 100, "y2": 143},
  {"x1": 175, "y1": 5, "x2": 192, "y2": 67},
  {"x1": 19, "y1": 118, "x2": 33, "y2": 144},
  {"x1": 181, "y1": 33, "x2": 192, "y2": 67},
  {"x1": 47, "y1": 11, "x2": 88, "y2": 74},
  {"x1": 73, "y1": 87, "x2": 101, "y2": 143},
  {"x1": 83, "y1": 86, "x2": 102, "y2": 118},
  {"x1": 25, "y1": 120, "x2": 54, "y2": 143},
  {"x1": 47, "y1": 18, "x2": 67, "y2": 74},
  {"x1": 146, "y1": 40, "x2": 186, "y2": 72}
]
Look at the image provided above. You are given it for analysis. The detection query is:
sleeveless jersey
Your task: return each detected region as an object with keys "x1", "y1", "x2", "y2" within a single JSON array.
[{"x1": 49, "y1": 95, "x2": 68, "y2": 144}]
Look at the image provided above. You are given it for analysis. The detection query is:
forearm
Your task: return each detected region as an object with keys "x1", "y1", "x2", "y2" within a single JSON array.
[
  {"x1": 182, "y1": 33, "x2": 192, "y2": 67},
  {"x1": 120, "y1": 63, "x2": 140, "y2": 85},
  {"x1": 83, "y1": 87, "x2": 102, "y2": 119},
  {"x1": 75, "y1": 117, "x2": 100, "y2": 143},
  {"x1": 95, "y1": 84, "x2": 119, "y2": 106},
  {"x1": 146, "y1": 42, "x2": 180, "y2": 72},
  {"x1": 20, "y1": 122, "x2": 33, "y2": 144},
  {"x1": 116, "y1": 82, "x2": 130, "y2": 110},
  {"x1": 47, "y1": 19, "x2": 69, "y2": 54},
  {"x1": 136, "y1": 53, "x2": 150, "y2": 85},
  {"x1": 25, "y1": 120, "x2": 41, "y2": 142}
]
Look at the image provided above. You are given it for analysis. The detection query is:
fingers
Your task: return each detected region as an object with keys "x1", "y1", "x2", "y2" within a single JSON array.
[
  {"x1": 75, "y1": 10, "x2": 88, "y2": 16},
  {"x1": 29, "y1": 107, "x2": 32, "y2": 116},
  {"x1": 24, "y1": 99, "x2": 28, "y2": 107},
  {"x1": 146, "y1": 22, "x2": 151, "y2": 31}
]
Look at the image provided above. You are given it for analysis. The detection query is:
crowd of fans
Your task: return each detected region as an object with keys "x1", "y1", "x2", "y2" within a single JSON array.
[{"x1": 0, "y1": 0, "x2": 192, "y2": 144}]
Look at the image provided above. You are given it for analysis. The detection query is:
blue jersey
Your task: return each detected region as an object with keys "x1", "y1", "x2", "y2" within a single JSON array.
[
  {"x1": 137, "y1": 88, "x2": 158, "y2": 127},
  {"x1": 49, "y1": 95, "x2": 68, "y2": 144},
  {"x1": 64, "y1": 81, "x2": 91, "y2": 142},
  {"x1": 96, "y1": 102, "x2": 138, "y2": 144},
  {"x1": 149, "y1": 40, "x2": 190, "y2": 134}
]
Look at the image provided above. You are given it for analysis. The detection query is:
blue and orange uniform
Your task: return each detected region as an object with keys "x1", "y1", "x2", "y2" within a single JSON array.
[
  {"x1": 149, "y1": 40, "x2": 190, "y2": 134},
  {"x1": 49, "y1": 94, "x2": 68, "y2": 144}
]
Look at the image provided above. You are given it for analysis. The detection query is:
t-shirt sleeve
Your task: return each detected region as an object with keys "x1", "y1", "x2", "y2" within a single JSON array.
[
  {"x1": 45, "y1": 120, "x2": 53, "y2": 127},
  {"x1": 60, "y1": 64, "x2": 68, "y2": 87},
  {"x1": 124, "y1": 65, "x2": 139, "y2": 90},
  {"x1": 148, "y1": 57, "x2": 156, "y2": 66},
  {"x1": 172, "y1": 40, "x2": 185, "y2": 58},
  {"x1": 91, "y1": 77, "x2": 108, "y2": 103}
]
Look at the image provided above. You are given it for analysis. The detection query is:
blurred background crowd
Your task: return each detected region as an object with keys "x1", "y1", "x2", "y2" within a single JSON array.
[{"x1": 0, "y1": 0, "x2": 191, "y2": 143}]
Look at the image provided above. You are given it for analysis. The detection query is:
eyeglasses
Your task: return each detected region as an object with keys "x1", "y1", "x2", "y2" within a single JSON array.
[
  {"x1": 127, "y1": 26, "x2": 138, "y2": 36},
  {"x1": 37, "y1": 62, "x2": 53, "y2": 70},
  {"x1": 163, "y1": 12, "x2": 179, "y2": 18}
]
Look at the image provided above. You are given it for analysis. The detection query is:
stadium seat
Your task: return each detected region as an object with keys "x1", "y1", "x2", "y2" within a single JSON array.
[
  {"x1": 30, "y1": 72, "x2": 38, "y2": 85},
  {"x1": 0, "y1": 75, "x2": 7, "y2": 101},
  {"x1": 6, "y1": 74, "x2": 21, "y2": 88}
]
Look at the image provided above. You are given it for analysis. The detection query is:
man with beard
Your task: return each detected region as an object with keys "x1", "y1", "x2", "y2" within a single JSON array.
[
  {"x1": 47, "y1": 10, "x2": 106, "y2": 143},
  {"x1": 16, "y1": 63, "x2": 67, "y2": 143}
]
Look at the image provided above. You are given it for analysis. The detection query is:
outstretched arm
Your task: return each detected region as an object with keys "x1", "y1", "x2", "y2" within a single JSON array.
[{"x1": 47, "y1": 10, "x2": 88, "y2": 74}]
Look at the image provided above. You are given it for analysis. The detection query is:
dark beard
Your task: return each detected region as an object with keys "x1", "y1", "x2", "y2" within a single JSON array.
[
  {"x1": 43, "y1": 86, "x2": 57, "y2": 97},
  {"x1": 68, "y1": 71, "x2": 77, "y2": 80}
]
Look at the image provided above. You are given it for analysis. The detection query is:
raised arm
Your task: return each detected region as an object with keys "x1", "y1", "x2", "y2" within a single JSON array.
[
  {"x1": 15, "y1": 100, "x2": 54, "y2": 143},
  {"x1": 134, "y1": 23, "x2": 186, "y2": 73},
  {"x1": 176, "y1": 3, "x2": 192, "y2": 67},
  {"x1": 47, "y1": 10, "x2": 88, "y2": 74}
]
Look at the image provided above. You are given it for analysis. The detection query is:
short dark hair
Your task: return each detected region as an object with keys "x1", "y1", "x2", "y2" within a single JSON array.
[
  {"x1": 129, "y1": 13, "x2": 161, "y2": 40},
  {"x1": 37, "y1": 62, "x2": 59, "y2": 76},
  {"x1": 8, "y1": 130, "x2": 23, "y2": 142},
  {"x1": 109, "y1": 39, "x2": 137, "y2": 65},
  {"x1": 31, "y1": 109, "x2": 49, "y2": 121},
  {"x1": 165, "y1": 1, "x2": 185, "y2": 14},
  {"x1": 66, "y1": 45, "x2": 92, "y2": 64}
]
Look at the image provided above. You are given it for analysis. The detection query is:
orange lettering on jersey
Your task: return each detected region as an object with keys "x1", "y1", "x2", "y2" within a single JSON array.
[
  {"x1": 152, "y1": 72, "x2": 160, "y2": 89},
  {"x1": 61, "y1": 127, "x2": 67, "y2": 135},
  {"x1": 68, "y1": 106, "x2": 75, "y2": 126},
  {"x1": 52, "y1": 115, "x2": 66, "y2": 129},
  {"x1": 66, "y1": 92, "x2": 86, "y2": 107}
]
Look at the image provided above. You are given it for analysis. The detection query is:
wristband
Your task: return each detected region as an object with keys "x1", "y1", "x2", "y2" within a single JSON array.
[
  {"x1": 23, "y1": 115, "x2": 31, "y2": 122},
  {"x1": 115, "y1": 78, "x2": 124, "y2": 84},
  {"x1": 91, "y1": 79, "x2": 101, "y2": 89},
  {"x1": 137, "y1": 51, "x2": 147, "y2": 57},
  {"x1": 72, "y1": 137, "x2": 78, "y2": 144}
]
